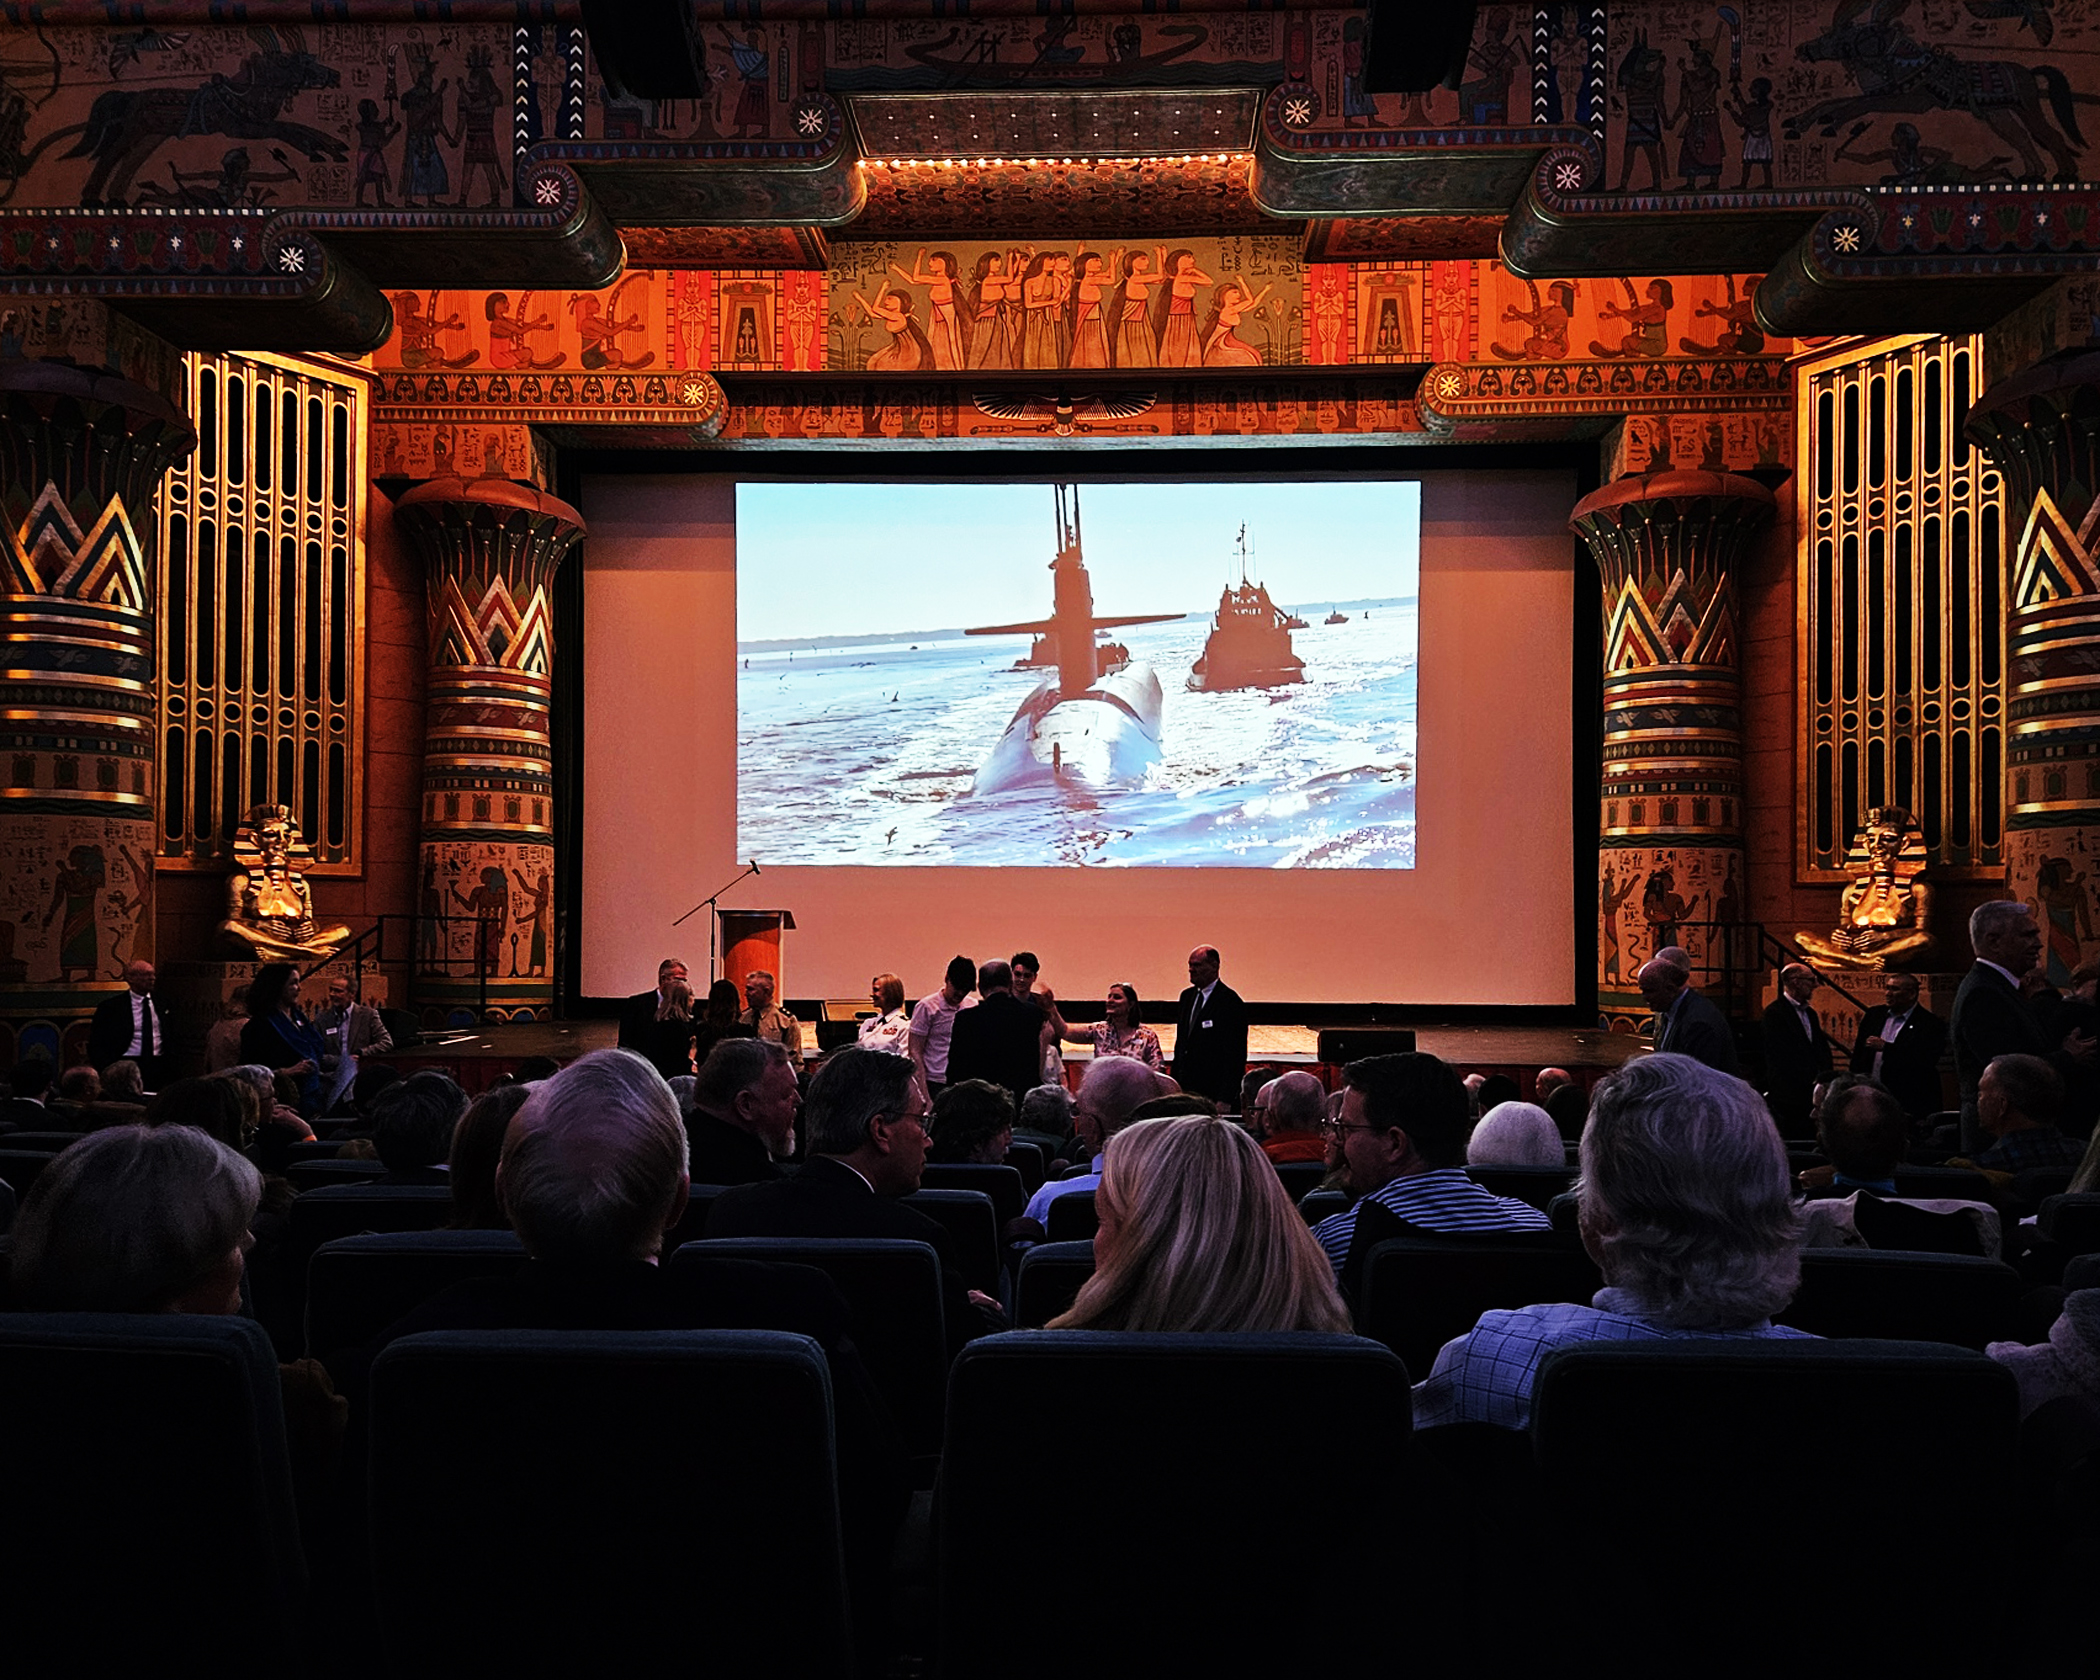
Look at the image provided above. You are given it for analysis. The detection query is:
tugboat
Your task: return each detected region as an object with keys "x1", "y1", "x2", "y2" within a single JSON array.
[
  {"x1": 1323, "y1": 606, "x2": 1348, "y2": 625},
  {"x1": 1187, "y1": 524, "x2": 1306, "y2": 692},
  {"x1": 966, "y1": 486, "x2": 1182, "y2": 793},
  {"x1": 1283, "y1": 610, "x2": 1309, "y2": 630}
]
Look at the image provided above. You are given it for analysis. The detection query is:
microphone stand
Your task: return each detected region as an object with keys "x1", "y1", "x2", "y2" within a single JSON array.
[{"x1": 671, "y1": 862, "x2": 761, "y2": 985}]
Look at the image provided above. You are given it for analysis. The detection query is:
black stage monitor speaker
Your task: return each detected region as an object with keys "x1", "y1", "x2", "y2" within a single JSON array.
[
  {"x1": 1362, "y1": 0, "x2": 1479, "y2": 96},
  {"x1": 1316, "y1": 1028, "x2": 1418, "y2": 1064}
]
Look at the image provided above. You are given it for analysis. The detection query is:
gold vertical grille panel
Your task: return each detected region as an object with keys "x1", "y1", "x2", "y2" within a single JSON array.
[
  {"x1": 1796, "y1": 334, "x2": 2007, "y2": 882},
  {"x1": 155, "y1": 353, "x2": 368, "y2": 873}
]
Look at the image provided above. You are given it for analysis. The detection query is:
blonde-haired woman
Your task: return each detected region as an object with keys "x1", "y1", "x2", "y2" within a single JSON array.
[{"x1": 1050, "y1": 1113, "x2": 1350, "y2": 1333}]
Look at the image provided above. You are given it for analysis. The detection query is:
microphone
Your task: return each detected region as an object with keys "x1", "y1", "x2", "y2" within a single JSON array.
[{"x1": 750, "y1": 859, "x2": 761, "y2": 876}]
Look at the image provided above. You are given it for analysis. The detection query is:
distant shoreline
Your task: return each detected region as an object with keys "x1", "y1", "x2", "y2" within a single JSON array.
[{"x1": 737, "y1": 594, "x2": 1420, "y2": 655}]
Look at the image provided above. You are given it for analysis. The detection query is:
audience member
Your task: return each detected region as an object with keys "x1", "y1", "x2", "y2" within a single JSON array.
[
  {"x1": 1048, "y1": 1114, "x2": 1350, "y2": 1333},
  {"x1": 1309, "y1": 1052, "x2": 1550, "y2": 1279},
  {"x1": 100, "y1": 1058, "x2": 147, "y2": 1107},
  {"x1": 738, "y1": 969, "x2": 803, "y2": 1055},
  {"x1": 707, "y1": 1046, "x2": 1004, "y2": 1348},
  {"x1": 239, "y1": 962, "x2": 328, "y2": 1115},
  {"x1": 1964, "y1": 1053, "x2": 2085, "y2": 1173},
  {"x1": 204, "y1": 987, "x2": 249, "y2": 1073},
  {"x1": 1638, "y1": 955, "x2": 1741, "y2": 1075},
  {"x1": 1988, "y1": 1290, "x2": 2100, "y2": 1419},
  {"x1": 148, "y1": 1076, "x2": 253, "y2": 1152},
  {"x1": 2040, "y1": 958, "x2": 2100, "y2": 1137},
  {"x1": 909, "y1": 956, "x2": 976, "y2": 1096},
  {"x1": 367, "y1": 1070, "x2": 467, "y2": 1185},
  {"x1": 2, "y1": 1054, "x2": 54, "y2": 1127},
  {"x1": 447, "y1": 1082, "x2": 534, "y2": 1230},
  {"x1": 1807, "y1": 1075, "x2": 1910, "y2": 1196},
  {"x1": 1847, "y1": 970, "x2": 1948, "y2": 1123},
  {"x1": 1544, "y1": 1081, "x2": 1589, "y2": 1141},
  {"x1": 637, "y1": 976, "x2": 698, "y2": 1082},
  {"x1": 948, "y1": 960, "x2": 1044, "y2": 1108},
  {"x1": 86, "y1": 958, "x2": 164, "y2": 1088},
  {"x1": 1798, "y1": 1076, "x2": 1999, "y2": 1256},
  {"x1": 689, "y1": 980, "x2": 749, "y2": 1066},
  {"x1": 1171, "y1": 945, "x2": 1249, "y2": 1107},
  {"x1": 1020, "y1": 1056, "x2": 1161, "y2": 1226},
  {"x1": 617, "y1": 957, "x2": 687, "y2": 1054},
  {"x1": 51, "y1": 1064, "x2": 101, "y2": 1121},
  {"x1": 1534, "y1": 1066, "x2": 1574, "y2": 1105},
  {"x1": 1014, "y1": 1081, "x2": 1076, "y2": 1163},
  {"x1": 1466, "y1": 1101, "x2": 1564, "y2": 1169},
  {"x1": 928, "y1": 1078, "x2": 1015, "y2": 1165},
  {"x1": 666, "y1": 1074, "x2": 697, "y2": 1114},
  {"x1": 347, "y1": 1062, "x2": 403, "y2": 1127},
  {"x1": 1761, "y1": 963, "x2": 1835, "y2": 1136},
  {"x1": 1255, "y1": 1071, "x2": 1329, "y2": 1163},
  {"x1": 1239, "y1": 1066, "x2": 1275, "y2": 1121},
  {"x1": 1461, "y1": 1072, "x2": 1487, "y2": 1119},
  {"x1": 224, "y1": 1062, "x2": 311, "y2": 1134},
  {"x1": 858, "y1": 973, "x2": 912, "y2": 1054},
  {"x1": 687, "y1": 1038, "x2": 799, "y2": 1185},
  {"x1": 1476, "y1": 1073, "x2": 1520, "y2": 1115},
  {"x1": 1412, "y1": 1054, "x2": 1813, "y2": 1429},
  {"x1": 1952, "y1": 902, "x2": 2091, "y2": 1151},
  {"x1": 1051, "y1": 981, "x2": 1164, "y2": 1072},
  {"x1": 1129, "y1": 1093, "x2": 1218, "y2": 1121},
  {"x1": 514, "y1": 1055, "x2": 562, "y2": 1084}
]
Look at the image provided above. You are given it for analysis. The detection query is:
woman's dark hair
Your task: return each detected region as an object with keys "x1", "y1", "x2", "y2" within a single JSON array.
[
  {"x1": 1109, "y1": 981, "x2": 1143, "y2": 1024},
  {"x1": 449, "y1": 1083, "x2": 533, "y2": 1230},
  {"x1": 703, "y1": 980, "x2": 741, "y2": 1025},
  {"x1": 929, "y1": 1079, "x2": 1015, "y2": 1163},
  {"x1": 248, "y1": 962, "x2": 298, "y2": 1019},
  {"x1": 146, "y1": 1077, "x2": 251, "y2": 1151}
]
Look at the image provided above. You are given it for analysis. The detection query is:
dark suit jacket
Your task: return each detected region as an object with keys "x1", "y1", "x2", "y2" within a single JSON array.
[
  {"x1": 946, "y1": 991, "x2": 1042, "y2": 1108},
  {"x1": 1655, "y1": 987, "x2": 1740, "y2": 1077},
  {"x1": 1761, "y1": 997, "x2": 1835, "y2": 1131},
  {"x1": 616, "y1": 990, "x2": 662, "y2": 1053},
  {"x1": 1950, "y1": 963, "x2": 2049, "y2": 1110},
  {"x1": 1171, "y1": 980, "x2": 1249, "y2": 1106},
  {"x1": 707, "y1": 1155, "x2": 984, "y2": 1357},
  {"x1": 686, "y1": 1109, "x2": 786, "y2": 1188},
  {"x1": 87, "y1": 989, "x2": 163, "y2": 1083},
  {"x1": 1848, "y1": 1004, "x2": 1950, "y2": 1121}
]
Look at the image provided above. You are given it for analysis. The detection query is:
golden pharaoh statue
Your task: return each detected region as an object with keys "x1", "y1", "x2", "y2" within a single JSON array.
[
  {"x1": 1795, "y1": 806, "x2": 1936, "y2": 971},
  {"x1": 218, "y1": 804, "x2": 354, "y2": 962}
]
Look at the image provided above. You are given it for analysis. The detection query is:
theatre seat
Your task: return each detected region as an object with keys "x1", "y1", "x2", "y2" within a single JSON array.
[
  {"x1": 918, "y1": 1162, "x2": 1025, "y2": 1227},
  {"x1": 368, "y1": 1328, "x2": 850, "y2": 1676},
  {"x1": 1002, "y1": 1141, "x2": 1045, "y2": 1193},
  {"x1": 937, "y1": 1332, "x2": 1418, "y2": 1677},
  {"x1": 285, "y1": 1138, "x2": 353, "y2": 1164},
  {"x1": 304, "y1": 1229, "x2": 529, "y2": 1369},
  {"x1": 269, "y1": 1185, "x2": 454, "y2": 1352},
  {"x1": 0, "y1": 1150, "x2": 58, "y2": 1198},
  {"x1": 2062, "y1": 1252, "x2": 2100, "y2": 1292},
  {"x1": 1299, "y1": 1187, "x2": 1350, "y2": 1225},
  {"x1": 2040, "y1": 1193, "x2": 2100, "y2": 1257},
  {"x1": 1780, "y1": 1248, "x2": 2022, "y2": 1349},
  {"x1": 0, "y1": 1313, "x2": 305, "y2": 1661},
  {"x1": 1527, "y1": 1339, "x2": 2015, "y2": 1666},
  {"x1": 903, "y1": 1187, "x2": 1001, "y2": 1295},
  {"x1": 285, "y1": 1158, "x2": 390, "y2": 1192},
  {"x1": 1895, "y1": 1164, "x2": 1994, "y2": 1199},
  {"x1": 1464, "y1": 1165, "x2": 1574, "y2": 1209},
  {"x1": 0, "y1": 1178, "x2": 13, "y2": 1237},
  {"x1": 1044, "y1": 1190, "x2": 1099, "y2": 1242},
  {"x1": 661, "y1": 1182, "x2": 725, "y2": 1252},
  {"x1": 0, "y1": 1133, "x2": 83, "y2": 1155},
  {"x1": 1013, "y1": 1241, "x2": 1095, "y2": 1328},
  {"x1": 674, "y1": 1236, "x2": 948, "y2": 1462},
  {"x1": 1358, "y1": 1235, "x2": 1603, "y2": 1378},
  {"x1": 1272, "y1": 1160, "x2": 1327, "y2": 1202}
]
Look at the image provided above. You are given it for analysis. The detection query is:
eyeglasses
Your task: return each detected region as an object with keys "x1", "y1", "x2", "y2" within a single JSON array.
[{"x1": 1320, "y1": 1118, "x2": 1383, "y2": 1138}]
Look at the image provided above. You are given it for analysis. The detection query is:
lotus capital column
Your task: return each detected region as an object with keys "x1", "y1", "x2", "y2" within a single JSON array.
[
  {"x1": 1571, "y1": 470, "x2": 1776, "y2": 1030},
  {"x1": 393, "y1": 477, "x2": 584, "y2": 1025}
]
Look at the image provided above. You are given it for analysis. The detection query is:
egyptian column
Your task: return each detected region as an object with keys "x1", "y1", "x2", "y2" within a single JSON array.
[
  {"x1": 1570, "y1": 470, "x2": 1776, "y2": 1031},
  {"x1": 1967, "y1": 350, "x2": 2100, "y2": 987},
  {"x1": 392, "y1": 477, "x2": 585, "y2": 1026},
  {"x1": 0, "y1": 310, "x2": 193, "y2": 1062}
]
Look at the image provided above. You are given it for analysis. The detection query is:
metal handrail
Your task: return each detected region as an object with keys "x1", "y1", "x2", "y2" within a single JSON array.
[
  {"x1": 1669, "y1": 919, "x2": 1874, "y2": 1019},
  {"x1": 297, "y1": 912, "x2": 502, "y2": 1017}
]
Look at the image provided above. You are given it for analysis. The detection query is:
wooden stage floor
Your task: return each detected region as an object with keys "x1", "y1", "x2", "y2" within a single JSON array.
[{"x1": 380, "y1": 1018, "x2": 1648, "y2": 1094}]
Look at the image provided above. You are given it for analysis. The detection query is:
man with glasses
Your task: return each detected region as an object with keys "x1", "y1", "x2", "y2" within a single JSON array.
[
  {"x1": 1309, "y1": 1052, "x2": 1549, "y2": 1285},
  {"x1": 710, "y1": 1046, "x2": 1005, "y2": 1346},
  {"x1": 1845, "y1": 970, "x2": 1948, "y2": 1123},
  {"x1": 1020, "y1": 1054, "x2": 1160, "y2": 1228}
]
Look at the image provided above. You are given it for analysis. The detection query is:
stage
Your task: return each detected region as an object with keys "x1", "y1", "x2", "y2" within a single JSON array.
[{"x1": 376, "y1": 1018, "x2": 1650, "y2": 1099}]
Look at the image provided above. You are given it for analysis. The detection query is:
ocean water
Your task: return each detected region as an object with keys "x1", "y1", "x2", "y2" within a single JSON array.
[{"x1": 736, "y1": 601, "x2": 1417, "y2": 868}]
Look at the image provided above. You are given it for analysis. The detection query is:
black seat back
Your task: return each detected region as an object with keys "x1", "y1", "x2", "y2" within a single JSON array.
[
  {"x1": 0, "y1": 1132, "x2": 83, "y2": 1155},
  {"x1": 903, "y1": 1187, "x2": 1001, "y2": 1294},
  {"x1": 1781, "y1": 1248, "x2": 2022, "y2": 1349},
  {"x1": 1464, "y1": 1164, "x2": 1575, "y2": 1210},
  {"x1": 673, "y1": 1236, "x2": 948, "y2": 1459},
  {"x1": 0, "y1": 1313, "x2": 305, "y2": 1659},
  {"x1": 1850, "y1": 1193, "x2": 1987, "y2": 1256},
  {"x1": 286, "y1": 1158, "x2": 390, "y2": 1192},
  {"x1": 1299, "y1": 1187, "x2": 1349, "y2": 1226},
  {"x1": 1272, "y1": 1160, "x2": 1327, "y2": 1203},
  {"x1": 1894, "y1": 1164, "x2": 1994, "y2": 1199},
  {"x1": 1358, "y1": 1235, "x2": 1603, "y2": 1377},
  {"x1": 1044, "y1": 1189, "x2": 1099, "y2": 1242},
  {"x1": 918, "y1": 1162, "x2": 1024, "y2": 1227},
  {"x1": 1529, "y1": 1339, "x2": 2015, "y2": 1664},
  {"x1": 0, "y1": 1177, "x2": 13, "y2": 1237},
  {"x1": 660, "y1": 1181, "x2": 725, "y2": 1253},
  {"x1": 938, "y1": 1332, "x2": 1414, "y2": 1677},
  {"x1": 1013, "y1": 1241, "x2": 1096, "y2": 1328},
  {"x1": 1002, "y1": 1140, "x2": 1046, "y2": 1193},
  {"x1": 305, "y1": 1229, "x2": 529, "y2": 1368},
  {"x1": 271, "y1": 1186, "x2": 454, "y2": 1350},
  {"x1": 369, "y1": 1328, "x2": 850, "y2": 1675},
  {"x1": 0, "y1": 1150, "x2": 59, "y2": 1198},
  {"x1": 2041, "y1": 1192, "x2": 2100, "y2": 1257}
]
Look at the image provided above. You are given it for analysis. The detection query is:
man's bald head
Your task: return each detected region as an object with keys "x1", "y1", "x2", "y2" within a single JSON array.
[
  {"x1": 1637, "y1": 959, "x2": 1689, "y2": 1012},
  {"x1": 1078, "y1": 1054, "x2": 1164, "y2": 1138},
  {"x1": 1263, "y1": 1070, "x2": 1328, "y2": 1134}
]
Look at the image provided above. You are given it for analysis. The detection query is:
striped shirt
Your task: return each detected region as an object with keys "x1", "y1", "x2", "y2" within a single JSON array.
[
  {"x1": 1311, "y1": 1167, "x2": 1551, "y2": 1272},
  {"x1": 1410, "y1": 1290, "x2": 1818, "y2": 1430}
]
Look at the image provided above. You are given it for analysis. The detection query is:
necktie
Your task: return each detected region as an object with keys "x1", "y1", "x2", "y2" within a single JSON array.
[{"x1": 139, "y1": 996, "x2": 154, "y2": 1058}]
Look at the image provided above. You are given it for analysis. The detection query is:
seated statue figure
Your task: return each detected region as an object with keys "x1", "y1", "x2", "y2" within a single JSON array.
[
  {"x1": 218, "y1": 804, "x2": 354, "y2": 963},
  {"x1": 1796, "y1": 807, "x2": 1936, "y2": 970}
]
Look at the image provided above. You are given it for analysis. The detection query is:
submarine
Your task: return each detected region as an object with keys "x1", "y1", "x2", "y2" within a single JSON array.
[{"x1": 966, "y1": 485, "x2": 1182, "y2": 795}]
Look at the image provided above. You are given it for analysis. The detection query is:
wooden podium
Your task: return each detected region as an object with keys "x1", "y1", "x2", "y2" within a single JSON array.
[{"x1": 718, "y1": 910, "x2": 796, "y2": 997}]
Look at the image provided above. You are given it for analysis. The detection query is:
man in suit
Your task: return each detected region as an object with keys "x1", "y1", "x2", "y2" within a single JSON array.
[
  {"x1": 86, "y1": 959, "x2": 164, "y2": 1090},
  {"x1": 1761, "y1": 963, "x2": 1835, "y2": 1137},
  {"x1": 617, "y1": 957, "x2": 687, "y2": 1054},
  {"x1": 1949, "y1": 901, "x2": 2092, "y2": 1150},
  {"x1": 946, "y1": 959, "x2": 1042, "y2": 1109},
  {"x1": 708, "y1": 1046, "x2": 1003, "y2": 1353},
  {"x1": 1637, "y1": 955, "x2": 1740, "y2": 1076},
  {"x1": 1847, "y1": 970, "x2": 1949, "y2": 1122},
  {"x1": 1171, "y1": 945, "x2": 1248, "y2": 1107},
  {"x1": 1, "y1": 1052, "x2": 55, "y2": 1130},
  {"x1": 686, "y1": 1036, "x2": 798, "y2": 1185}
]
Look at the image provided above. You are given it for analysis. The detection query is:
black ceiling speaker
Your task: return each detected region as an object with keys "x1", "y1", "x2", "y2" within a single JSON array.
[
  {"x1": 1361, "y1": 0, "x2": 1480, "y2": 96},
  {"x1": 580, "y1": 0, "x2": 709, "y2": 101}
]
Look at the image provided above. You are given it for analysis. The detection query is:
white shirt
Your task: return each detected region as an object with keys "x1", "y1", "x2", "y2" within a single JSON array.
[
  {"x1": 1872, "y1": 1008, "x2": 1911, "y2": 1080},
  {"x1": 858, "y1": 1009, "x2": 912, "y2": 1055},
  {"x1": 124, "y1": 991, "x2": 161, "y2": 1058},
  {"x1": 909, "y1": 989, "x2": 970, "y2": 1081}
]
